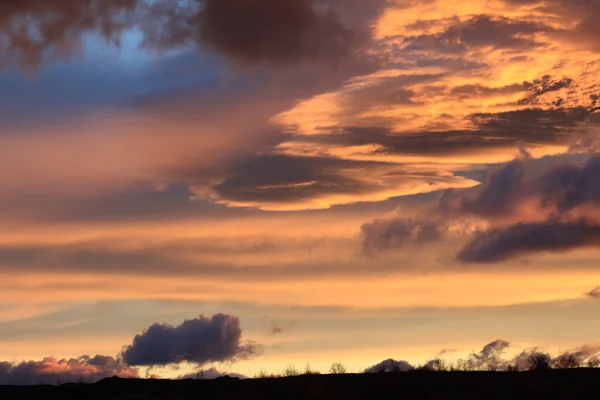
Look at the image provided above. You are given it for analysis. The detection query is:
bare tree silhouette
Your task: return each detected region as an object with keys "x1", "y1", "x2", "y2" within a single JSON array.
[
  {"x1": 283, "y1": 365, "x2": 300, "y2": 377},
  {"x1": 587, "y1": 356, "x2": 600, "y2": 368},
  {"x1": 526, "y1": 352, "x2": 552, "y2": 371},
  {"x1": 329, "y1": 362, "x2": 347, "y2": 374},
  {"x1": 553, "y1": 353, "x2": 581, "y2": 369}
]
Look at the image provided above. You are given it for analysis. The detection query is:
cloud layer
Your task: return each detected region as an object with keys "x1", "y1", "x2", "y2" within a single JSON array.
[{"x1": 363, "y1": 153, "x2": 600, "y2": 263}]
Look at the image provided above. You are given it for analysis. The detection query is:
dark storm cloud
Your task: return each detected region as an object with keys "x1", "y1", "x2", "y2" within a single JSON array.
[
  {"x1": 0, "y1": 0, "x2": 137, "y2": 71},
  {"x1": 0, "y1": 355, "x2": 138, "y2": 385},
  {"x1": 141, "y1": 0, "x2": 385, "y2": 64},
  {"x1": 120, "y1": 314, "x2": 259, "y2": 366},
  {"x1": 361, "y1": 218, "x2": 442, "y2": 256}
]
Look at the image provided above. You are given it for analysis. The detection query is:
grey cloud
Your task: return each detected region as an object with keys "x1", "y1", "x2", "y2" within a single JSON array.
[
  {"x1": 0, "y1": 237, "x2": 412, "y2": 281},
  {"x1": 586, "y1": 286, "x2": 600, "y2": 299},
  {"x1": 457, "y1": 220, "x2": 600, "y2": 263},
  {"x1": 467, "y1": 340, "x2": 510, "y2": 370},
  {"x1": 209, "y1": 155, "x2": 372, "y2": 204},
  {"x1": 439, "y1": 158, "x2": 526, "y2": 219},
  {"x1": 0, "y1": 355, "x2": 138, "y2": 385},
  {"x1": 361, "y1": 217, "x2": 442, "y2": 256},
  {"x1": 454, "y1": 154, "x2": 600, "y2": 262},
  {"x1": 438, "y1": 348, "x2": 459, "y2": 356},
  {"x1": 364, "y1": 359, "x2": 413, "y2": 373},
  {"x1": 536, "y1": 156, "x2": 600, "y2": 212},
  {"x1": 0, "y1": 0, "x2": 138, "y2": 71},
  {"x1": 177, "y1": 153, "x2": 459, "y2": 209},
  {"x1": 442, "y1": 153, "x2": 600, "y2": 220},
  {"x1": 360, "y1": 154, "x2": 600, "y2": 263},
  {"x1": 442, "y1": 339, "x2": 596, "y2": 370},
  {"x1": 120, "y1": 314, "x2": 259, "y2": 367},
  {"x1": 510, "y1": 349, "x2": 552, "y2": 370}
]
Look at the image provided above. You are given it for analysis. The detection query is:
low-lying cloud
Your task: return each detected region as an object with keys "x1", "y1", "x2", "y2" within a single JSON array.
[
  {"x1": 0, "y1": 355, "x2": 138, "y2": 386},
  {"x1": 467, "y1": 339, "x2": 511, "y2": 370},
  {"x1": 0, "y1": 313, "x2": 257, "y2": 385},
  {"x1": 364, "y1": 359, "x2": 413, "y2": 373},
  {"x1": 121, "y1": 314, "x2": 259, "y2": 367}
]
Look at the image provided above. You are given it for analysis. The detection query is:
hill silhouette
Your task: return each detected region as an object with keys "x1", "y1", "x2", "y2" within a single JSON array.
[{"x1": 1, "y1": 369, "x2": 599, "y2": 399}]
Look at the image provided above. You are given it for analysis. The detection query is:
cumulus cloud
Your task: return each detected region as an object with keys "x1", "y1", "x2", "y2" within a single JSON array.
[
  {"x1": 120, "y1": 314, "x2": 259, "y2": 367},
  {"x1": 0, "y1": 355, "x2": 138, "y2": 385},
  {"x1": 0, "y1": 0, "x2": 137, "y2": 71},
  {"x1": 364, "y1": 359, "x2": 413, "y2": 373}
]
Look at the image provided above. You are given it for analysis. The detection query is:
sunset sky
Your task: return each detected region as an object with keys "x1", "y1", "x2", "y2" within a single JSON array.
[{"x1": 2, "y1": 0, "x2": 600, "y2": 384}]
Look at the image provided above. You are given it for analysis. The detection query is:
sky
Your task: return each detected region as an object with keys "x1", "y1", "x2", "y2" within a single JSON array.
[{"x1": 1, "y1": 0, "x2": 600, "y2": 384}]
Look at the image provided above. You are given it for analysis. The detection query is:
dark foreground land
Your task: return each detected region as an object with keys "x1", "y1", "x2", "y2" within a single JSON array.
[{"x1": 2, "y1": 370, "x2": 599, "y2": 399}]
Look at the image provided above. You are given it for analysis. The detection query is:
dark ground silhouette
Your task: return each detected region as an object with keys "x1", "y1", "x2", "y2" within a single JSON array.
[{"x1": 1, "y1": 369, "x2": 599, "y2": 399}]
